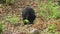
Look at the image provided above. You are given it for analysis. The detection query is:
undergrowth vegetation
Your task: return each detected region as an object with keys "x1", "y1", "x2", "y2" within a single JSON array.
[
  {"x1": 0, "y1": 0, "x2": 14, "y2": 4},
  {"x1": 0, "y1": 0, "x2": 60, "y2": 34},
  {"x1": 38, "y1": 1, "x2": 60, "y2": 21},
  {"x1": 44, "y1": 24, "x2": 58, "y2": 34},
  {"x1": 6, "y1": 0, "x2": 14, "y2": 4},
  {"x1": 0, "y1": 20, "x2": 4, "y2": 34},
  {"x1": 4, "y1": 14, "x2": 19, "y2": 25}
]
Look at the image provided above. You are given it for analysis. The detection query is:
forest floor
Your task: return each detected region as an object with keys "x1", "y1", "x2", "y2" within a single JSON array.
[
  {"x1": 1, "y1": 17, "x2": 60, "y2": 34},
  {"x1": 0, "y1": 0, "x2": 60, "y2": 34}
]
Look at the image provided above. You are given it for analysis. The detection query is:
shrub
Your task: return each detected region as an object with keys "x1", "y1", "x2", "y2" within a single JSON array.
[
  {"x1": 48, "y1": 24, "x2": 58, "y2": 34},
  {"x1": 4, "y1": 15, "x2": 19, "y2": 25},
  {"x1": 8, "y1": 17, "x2": 19, "y2": 25},
  {"x1": 48, "y1": 24, "x2": 55, "y2": 33},
  {"x1": 6, "y1": 0, "x2": 14, "y2": 4},
  {"x1": 38, "y1": 2, "x2": 60, "y2": 21},
  {"x1": 0, "y1": 20, "x2": 4, "y2": 34},
  {"x1": 0, "y1": 0, "x2": 14, "y2": 4}
]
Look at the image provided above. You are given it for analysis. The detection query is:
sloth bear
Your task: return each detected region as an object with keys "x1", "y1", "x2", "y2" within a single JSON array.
[{"x1": 22, "y1": 6, "x2": 36, "y2": 25}]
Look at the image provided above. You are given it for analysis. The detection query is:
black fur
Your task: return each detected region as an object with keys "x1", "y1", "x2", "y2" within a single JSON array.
[{"x1": 22, "y1": 6, "x2": 36, "y2": 24}]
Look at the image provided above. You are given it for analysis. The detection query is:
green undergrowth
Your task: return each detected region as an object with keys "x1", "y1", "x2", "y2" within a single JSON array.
[
  {"x1": 0, "y1": 20, "x2": 4, "y2": 34},
  {"x1": 0, "y1": 0, "x2": 14, "y2": 5},
  {"x1": 38, "y1": 1, "x2": 60, "y2": 21},
  {"x1": 6, "y1": 0, "x2": 14, "y2": 5},
  {"x1": 44, "y1": 24, "x2": 58, "y2": 34},
  {"x1": 4, "y1": 14, "x2": 19, "y2": 25}
]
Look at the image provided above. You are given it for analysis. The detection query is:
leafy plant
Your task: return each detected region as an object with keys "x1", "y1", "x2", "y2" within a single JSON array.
[
  {"x1": 47, "y1": 24, "x2": 58, "y2": 34},
  {"x1": 7, "y1": 17, "x2": 19, "y2": 25},
  {"x1": 48, "y1": 24, "x2": 55, "y2": 33},
  {"x1": 24, "y1": 19, "x2": 29, "y2": 24},
  {"x1": 55, "y1": 32, "x2": 58, "y2": 34},
  {"x1": 4, "y1": 15, "x2": 19, "y2": 25},
  {"x1": 38, "y1": 2, "x2": 60, "y2": 21},
  {"x1": 0, "y1": 24, "x2": 3, "y2": 34},
  {"x1": 6, "y1": 0, "x2": 14, "y2": 4},
  {"x1": 0, "y1": 20, "x2": 4, "y2": 34}
]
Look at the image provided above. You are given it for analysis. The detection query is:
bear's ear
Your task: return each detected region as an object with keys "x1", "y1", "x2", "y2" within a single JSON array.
[{"x1": 24, "y1": 19, "x2": 29, "y2": 24}]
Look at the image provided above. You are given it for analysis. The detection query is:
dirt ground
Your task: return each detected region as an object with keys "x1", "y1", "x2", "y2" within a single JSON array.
[
  {"x1": 0, "y1": 0, "x2": 60, "y2": 34},
  {"x1": 1, "y1": 18, "x2": 60, "y2": 34}
]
